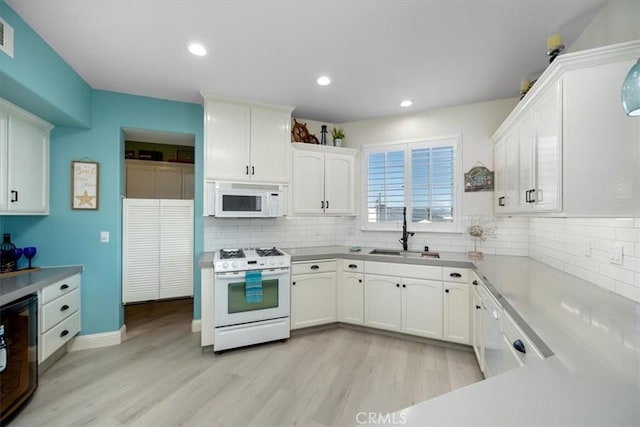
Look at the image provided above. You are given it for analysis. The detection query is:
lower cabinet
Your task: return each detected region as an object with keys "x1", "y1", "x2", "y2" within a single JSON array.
[
  {"x1": 291, "y1": 261, "x2": 337, "y2": 330},
  {"x1": 364, "y1": 274, "x2": 402, "y2": 331},
  {"x1": 471, "y1": 283, "x2": 484, "y2": 371},
  {"x1": 39, "y1": 273, "x2": 81, "y2": 363},
  {"x1": 402, "y1": 278, "x2": 443, "y2": 339},
  {"x1": 339, "y1": 260, "x2": 364, "y2": 325},
  {"x1": 443, "y1": 282, "x2": 471, "y2": 344}
]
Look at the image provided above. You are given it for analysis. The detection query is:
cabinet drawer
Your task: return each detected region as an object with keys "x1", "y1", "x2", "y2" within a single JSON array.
[
  {"x1": 42, "y1": 288, "x2": 80, "y2": 332},
  {"x1": 41, "y1": 274, "x2": 80, "y2": 304},
  {"x1": 443, "y1": 268, "x2": 469, "y2": 283},
  {"x1": 502, "y1": 311, "x2": 543, "y2": 365},
  {"x1": 292, "y1": 260, "x2": 336, "y2": 275},
  {"x1": 365, "y1": 261, "x2": 442, "y2": 281},
  {"x1": 341, "y1": 260, "x2": 363, "y2": 272},
  {"x1": 41, "y1": 311, "x2": 80, "y2": 362}
]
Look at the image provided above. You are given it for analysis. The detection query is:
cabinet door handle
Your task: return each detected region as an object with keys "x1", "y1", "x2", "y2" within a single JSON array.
[
  {"x1": 449, "y1": 272, "x2": 462, "y2": 278},
  {"x1": 525, "y1": 190, "x2": 530, "y2": 203},
  {"x1": 472, "y1": 280, "x2": 478, "y2": 286},
  {"x1": 246, "y1": 165, "x2": 249, "y2": 175},
  {"x1": 60, "y1": 329, "x2": 69, "y2": 338},
  {"x1": 321, "y1": 200, "x2": 325, "y2": 209},
  {"x1": 60, "y1": 284, "x2": 69, "y2": 291},
  {"x1": 498, "y1": 196, "x2": 505, "y2": 207},
  {"x1": 402, "y1": 284, "x2": 406, "y2": 288},
  {"x1": 529, "y1": 189, "x2": 536, "y2": 203},
  {"x1": 326, "y1": 200, "x2": 329, "y2": 209},
  {"x1": 445, "y1": 289, "x2": 450, "y2": 293},
  {"x1": 513, "y1": 339, "x2": 526, "y2": 354},
  {"x1": 10, "y1": 190, "x2": 18, "y2": 203},
  {"x1": 348, "y1": 264, "x2": 358, "y2": 269},
  {"x1": 310, "y1": 265, "x2": 319, "y2": 270},
  {"x1": 396, "y1": 283, "x2": 400, "y2": 288},
  {"x1": 60, "y1": 304, "x2": 70, "y2": 312},
  {"x1": 292, "y1": 281, "x2": 296, "y2": 285},
  {"x1": 475, "y1": 305, "x2": 481, "y2": 310},
  {"x1": 358, "y1": 279, "x2": 362, "y2": 283},
  {"x1": 251, "y1": 166, "x2": 255, "y2": 175}
]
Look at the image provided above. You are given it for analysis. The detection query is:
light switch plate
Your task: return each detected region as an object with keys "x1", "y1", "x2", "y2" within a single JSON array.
[
  {"x1": 100, "y1": 231, "x2": 110, "y2": 243},
  {"x1": 608, "y1": 244, "x2": 623, "y2": 265}
]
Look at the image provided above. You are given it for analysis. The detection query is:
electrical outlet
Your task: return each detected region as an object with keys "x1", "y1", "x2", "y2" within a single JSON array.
[
  {"x1": 100, "y1": 231, "x2": 110, "y2": 243},
  {"x1": 608, "y1": 245, "x2": 623, "y2": 265},
  {"x1": 583, "y1": 239, "x2": 591, "y2": 257}
]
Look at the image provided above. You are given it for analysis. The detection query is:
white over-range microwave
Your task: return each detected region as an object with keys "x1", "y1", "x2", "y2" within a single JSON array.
[{"x1": 206, "y1": 181, "x2": 286, "y2": 217}]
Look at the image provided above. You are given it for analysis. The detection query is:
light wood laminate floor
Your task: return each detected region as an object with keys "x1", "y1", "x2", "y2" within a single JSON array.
[{"x1": 13, "y1": 301, "x2": 482, "y2": 427}]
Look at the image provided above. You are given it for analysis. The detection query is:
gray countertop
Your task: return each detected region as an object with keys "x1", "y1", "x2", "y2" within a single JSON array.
[
  {"x1": 198, "y1": 246, "x2": 640, "y2": 425},
  {"x1": 0, "y1": 266, "x2": 83, "y2": 306}
]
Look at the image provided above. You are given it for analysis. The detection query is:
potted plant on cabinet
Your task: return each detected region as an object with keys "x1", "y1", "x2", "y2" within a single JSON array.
[{"x1": 331, "y1": 127, "x2": 345, "y2": 147}]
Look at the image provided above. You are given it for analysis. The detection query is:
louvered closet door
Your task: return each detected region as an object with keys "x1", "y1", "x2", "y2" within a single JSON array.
[
  {"x1": 159, "y1": 199, "x2": 194, "y2": 299},
  {"x1": 123, "y1": 199, "x2": 160, "y2": 303}
]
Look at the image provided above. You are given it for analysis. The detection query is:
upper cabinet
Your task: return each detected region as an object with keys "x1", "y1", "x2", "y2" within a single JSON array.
[
  {"x1": 291, "y1": 143, "x2": 357, "y2": 216},
  {"x1": 493, "y1": 41, "x2": 640, "y2": 217},
  {"x1": 0, "y1": 98, "x2": 52, "y2": 215},
  {"x1": 203, "y1": 97, "x2": 293, "y2": 183}
]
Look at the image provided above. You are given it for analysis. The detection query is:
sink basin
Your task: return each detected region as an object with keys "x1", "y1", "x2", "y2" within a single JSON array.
[
  {"x1": 369, "y1": 249, "x2": 401, "y2": 256},
  {"x1": 369, "y1": 248, "x2": 440, "y2": 259}
]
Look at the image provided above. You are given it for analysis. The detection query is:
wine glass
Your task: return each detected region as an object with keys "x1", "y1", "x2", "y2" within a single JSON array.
[
  {"x1": 23, "y1": 247, "x2": 36, "y2": 269},
  {"x1": 13, "y1": 248, "x2": 23, "y2": 270}
]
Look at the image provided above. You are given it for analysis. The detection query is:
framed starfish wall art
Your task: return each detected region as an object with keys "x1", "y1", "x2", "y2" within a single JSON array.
[{"x1": 71, "y1": 160, "x2": 99, "y2": 210}]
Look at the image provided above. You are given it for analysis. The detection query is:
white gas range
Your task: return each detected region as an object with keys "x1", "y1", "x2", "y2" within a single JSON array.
[{"x1": 213, "y1": 247, "x2": 291, "y2": 352}]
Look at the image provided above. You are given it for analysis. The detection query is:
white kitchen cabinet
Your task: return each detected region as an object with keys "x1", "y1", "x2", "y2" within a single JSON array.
[
  {"x1": 291, "y1": 261, "x2": 337, "y2": 330},
  {"x1": 39, "y1": 274, "x2": 81, "y2": 363},
  {"x1": 204, "y1": 97, "x2": 293, "y2": 183},
  {"x1": 291, "y1": 143, "x2": 357, "y2": 216},
  {"x1": 471, "y1": 276, "x2": 484, "y2": 372},
  {"x1": 364, "y1": 274, "x2": 402, "y2": 331},
  {"x1": 402, "y1": 278, "x2": 443, "y2": 339},
  {"x1": 0, "y1": 98, "x2": 52, "y2": 215},
  {"x1": 339, "y1": 260, "x2": 364, "y2": 325},
  {"x1": 125, "y1": 160, "x2": 194, "y2": 199},
  {"x1": 443, "y1": 282, "x2": 471, "y2": 345},
  {"x1": 122, "y1": 199, "x2": 194, "y2": 303},
  {"x1": 493, "y1": 41, "x2": 640, "y2": 217}
]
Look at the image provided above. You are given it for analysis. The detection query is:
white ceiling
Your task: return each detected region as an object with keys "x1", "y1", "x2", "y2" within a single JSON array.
[{"x1": 7, "y1": 0, "x2": 607, "y2": 124}]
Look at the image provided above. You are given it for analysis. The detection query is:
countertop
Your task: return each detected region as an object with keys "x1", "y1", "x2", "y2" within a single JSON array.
[
  {"x1": 0, "y1": 266, "x2": 83, "y2": 306},
  {"x1": 199, "y1": 246, "x2": 640, "y2": 425}
]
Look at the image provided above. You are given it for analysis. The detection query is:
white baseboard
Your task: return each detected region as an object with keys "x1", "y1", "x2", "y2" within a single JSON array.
[
  {"x1": 191, "y1": 319, "x2": 202, "y2": 333},
  {"x1": 67, "y1": 325, "x2": 126, "y2": 352}
]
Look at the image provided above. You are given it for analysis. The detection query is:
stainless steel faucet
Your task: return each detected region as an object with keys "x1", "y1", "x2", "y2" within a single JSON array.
[{"x1": 399, "y1": 206, "x2": 415, "y2": 251}]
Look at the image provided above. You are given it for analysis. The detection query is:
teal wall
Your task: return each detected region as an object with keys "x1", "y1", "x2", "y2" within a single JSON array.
[
  {"x1": 0, "y1": 1, "x2": 92, "y2": 127},
  {"x1": 5, "y1": 91, "x2": 204, "y2": 334}
]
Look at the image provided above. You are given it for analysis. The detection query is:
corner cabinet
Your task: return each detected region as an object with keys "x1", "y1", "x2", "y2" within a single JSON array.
[
  {"x1": 0, "y1": 98, "x2": 52, "y2": 215},
  {"x1": 203, "y1": 97, "x2": 294, "y2": 183},
  {"x1": 291, "y1": 143, "x2": 357, "y2": 216},
  {"x1": 493, "y1": 41, "x2": 640, "y2": 217}
]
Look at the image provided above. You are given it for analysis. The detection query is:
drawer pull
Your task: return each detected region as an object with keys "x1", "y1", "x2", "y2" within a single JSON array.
[
  {"x1": 449, "y1": 272, "x2": 462, "y2": 278},
  {"x1": 348, "y1": 264, "x2": 358, "y2": 269},
  {"x1": 445, "y1": 289, "x2": 450, "y2": 293},
  {"x1": 475, "y1": 305, "x2": 481, "y2": 310},
  {"x1": 472, "y1": 280, "x2": 478, "y2": 285},
  {"x1": 60, "y1": 329, "x2": 69, "y2": 338},
  {"x1": 310, "y1": 265, "x2": 320, "y2": 270},
  {"x1": 60, "y1": 284, "x2": 69, "y2": 291},
  {"x1": 513, "y1": 339, "x2": 526, "y2": 354},
  {"x1": 60, "y1": 304, "x2": 70, "y2": 312}
]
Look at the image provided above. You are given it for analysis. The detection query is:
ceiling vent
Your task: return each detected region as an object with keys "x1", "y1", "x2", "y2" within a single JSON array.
[{"x1": 0, "y1": 17, "x2": 14, "y2": 58}]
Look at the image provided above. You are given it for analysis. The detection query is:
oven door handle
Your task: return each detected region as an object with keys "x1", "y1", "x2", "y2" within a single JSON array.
[{"x1": 215, "y1": 268, "x2": 289, "y2": 278}]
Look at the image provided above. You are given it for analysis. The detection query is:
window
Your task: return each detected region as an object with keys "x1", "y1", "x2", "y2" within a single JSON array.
[{"x1": 363, "y1": 136, "x2": 461, "y2": 232}]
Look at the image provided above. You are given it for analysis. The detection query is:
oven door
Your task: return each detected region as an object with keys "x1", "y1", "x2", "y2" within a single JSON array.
[{"x1": 214, "y1": 268, "x2": 290, "y2": 327}]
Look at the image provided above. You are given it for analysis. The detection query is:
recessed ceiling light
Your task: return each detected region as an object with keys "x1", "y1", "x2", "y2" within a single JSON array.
[
  {"x1": 317, "y1": 76, "x2": 331, "y2": 86},
  {"x1": 400, "y1": 99, "x2": 413, "y2": 107},
  {"x1": 188, "y1": 43, "x2": 207, "y2": 57}
]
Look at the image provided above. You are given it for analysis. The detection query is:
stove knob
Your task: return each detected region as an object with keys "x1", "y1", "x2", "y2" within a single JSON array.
[
  {"x1": 269, "y1": 259, "x2": 276, "y2": 266},
  {"x1": 222, "y1": 262, "x2": 229, "y2": 269},
  {"x1": 278, "y1": 259, "x2": 284, "y2": 265},
  {"x1": 231, "y1": 261, "x2": 238, "y2": 268}
]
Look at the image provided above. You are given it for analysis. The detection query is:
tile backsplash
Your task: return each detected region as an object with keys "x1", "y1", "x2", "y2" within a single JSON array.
[
  {"x1": 529, "y1": 217, "x2": 640, "y2": 303},
  {"x1": 203, "y1": 215, "x2": 529, "y2": 256}
]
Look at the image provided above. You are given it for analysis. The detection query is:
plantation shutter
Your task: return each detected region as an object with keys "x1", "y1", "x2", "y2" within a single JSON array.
[{"x1": 366, "y1": 150, "x2": 405, "y2": 224}]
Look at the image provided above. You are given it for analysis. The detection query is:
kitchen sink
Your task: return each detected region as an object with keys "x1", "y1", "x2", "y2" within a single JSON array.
[{"x1": 369, "y1": 249, "x2": 440, "y2": 259}]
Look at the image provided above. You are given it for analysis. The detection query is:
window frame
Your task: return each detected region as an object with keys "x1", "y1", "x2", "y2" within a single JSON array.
[{"x1": 360, "y1": 135, "x2": 462, "y2": 233}]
